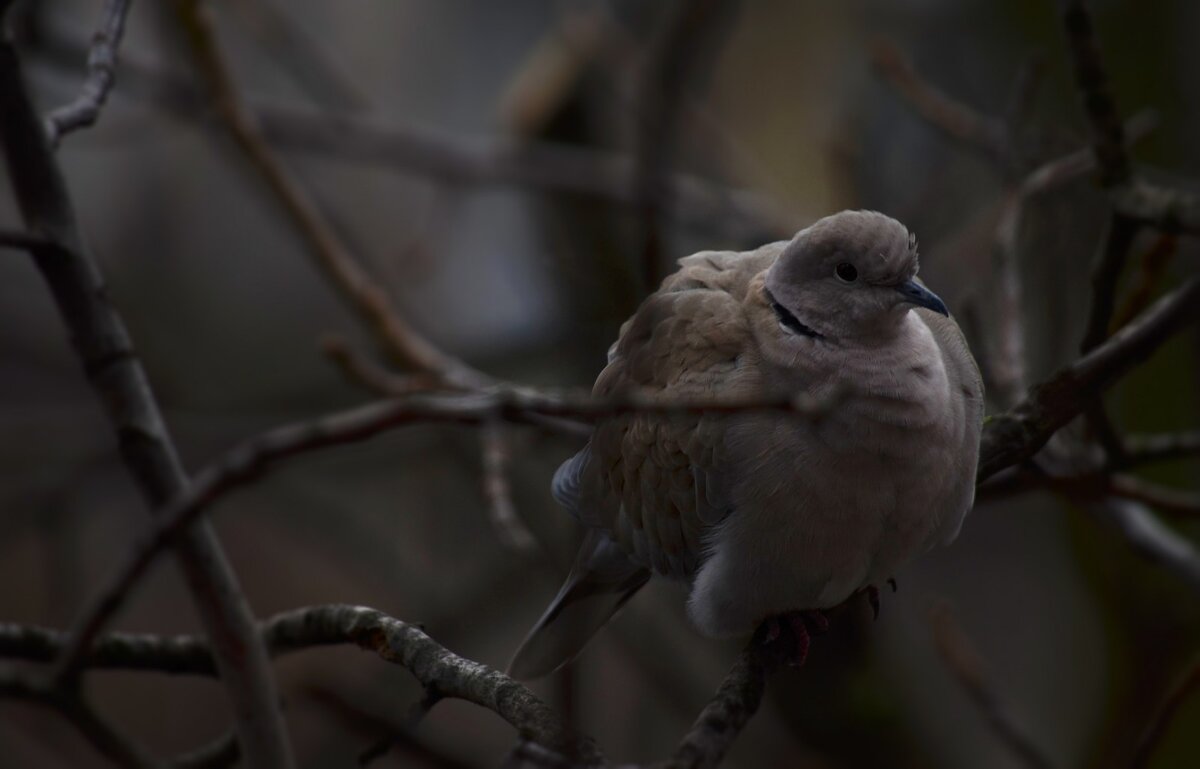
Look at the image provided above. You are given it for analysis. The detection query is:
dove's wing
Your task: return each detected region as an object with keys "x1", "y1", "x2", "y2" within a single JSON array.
[
  {"x1": 508, "y1": 247, "x2": 780, "y2": 679},
  {"x1": 564, "y1": 247, "x2": 778, "y2": 580}
]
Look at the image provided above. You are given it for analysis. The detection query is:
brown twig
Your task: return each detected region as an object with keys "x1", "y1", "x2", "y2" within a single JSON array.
[
  {"x1": 49, "y1": 386, "x2": 843, "y2": 684},
  {"x1": 977, "y1": 277, "x2": 1200, "y2": 482},
  {"x1": 1120, "y1": 431, "x2": 1200, "y2": 467},
  {"x1": 1, "y1": 605, "x2": 599, "y2": 764},
  {"x1": 1059, "y1": 0, "x2": 1130, "y2": 187},
  {"x1": 176, "y1": 0, "x2": 491, "y2": 390},
  {"x1": 0, "y1": 24, "x2": 294, "y2": 769},
  {"x1": 1109, "y1": 475, "x2": 1200, "y2": 517},
  {"x1": 1111, "y1": 232, "x2": 1177, "y2": 330},
  {"x1": 1090, "y1": 497, "x2": 1200, "y2": 593},
  {"x1": 29, "y1": 32, "x2": 795, "y2": 241},
  {"x1": 320, "y1": 334, "x2": 441, "y2": 396},
  {"x1": 870, "y1": 39, "x2": 1008, "y2": 163},
  {"x1": 227, "y1": 0, "x2": 368, "y2": 112},
  {"x1": 1131, "y1": 654, "x2": 1200, "y2": 769},
  {"x1": 43, "y1": 0, "x2": 132, "y2": 144},
  {"x1": 481, "y1": 421, "x2": 542, "y2": 556},
  {"x1": 657, "y1": 639, "x2": 773, "y2": 769},
  {"x1": 929, "y1": 604, "x2": 1054, "y2": 769},
  {"x1": 0, "y1": 673, "x2": 157, "y2": 769},
  {"x1": 633, "y1": 0, "x2": 742, "y2": 292}
]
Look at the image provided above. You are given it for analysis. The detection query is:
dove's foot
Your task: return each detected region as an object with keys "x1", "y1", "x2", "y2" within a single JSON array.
[
  {"x1": 861, "y1": 578, "x2": 898, "y2": 620},
  {"x1": 759, "y1": 610, "x2": 829, "y2": 667}
]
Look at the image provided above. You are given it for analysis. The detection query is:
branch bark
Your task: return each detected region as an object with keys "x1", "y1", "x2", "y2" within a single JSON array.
[{"x1": 0, "y1": 21, "x2": 293, "y2": 769}]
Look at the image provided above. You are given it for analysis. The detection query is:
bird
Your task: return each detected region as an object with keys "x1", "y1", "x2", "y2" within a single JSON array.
[{"x1": 509, "y1": 210, "x2": 984, "y2": 679}]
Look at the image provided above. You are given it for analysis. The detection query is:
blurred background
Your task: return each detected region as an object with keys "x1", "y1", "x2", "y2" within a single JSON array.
[{"x1": 2, "y1": 0, "x2": 1199, "y2": 766}]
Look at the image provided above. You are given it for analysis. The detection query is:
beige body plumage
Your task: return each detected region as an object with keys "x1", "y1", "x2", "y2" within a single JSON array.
[{"x1": 510, "y1": 210, "x2": 984, "y2": 679}]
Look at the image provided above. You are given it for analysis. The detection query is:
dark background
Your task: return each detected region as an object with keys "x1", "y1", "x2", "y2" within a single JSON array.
[{"x1": 1, "y1": 0, "x2": 1198, "y2": 767}]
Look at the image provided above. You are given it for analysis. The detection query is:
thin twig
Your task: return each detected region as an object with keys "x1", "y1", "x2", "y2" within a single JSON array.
[
  {"x1": 1112, "y1": 180, "x2": 1200, "y2": 237},
  {"x1": 320, "y1": 334, "x2": 441, "y2": 396},
  {"x1": 929, "y1": 604, "x2": 1054, "y2": 769},
  {"x1": 1090, "y1": 498, "x2": 1200, "y2": 594},
  {"x1": 657, "y1": 639, "x2": 775, "y2": 769},
  {"x1": 977, "y1": 277, "x2": 1200, "y2": 482},
  {"x1": 1120, "y1": 431, "x2": 1200, "y2": 467},
  {"x1": 1, "y1": 605, "x2": 599, "y2": 764},
  {"x1": 0, "y1": 25, "x2": 294, "y2": 769},
  {"x1": 1109, "y1": 475, "x2": 1200, "y2": 517},
  {"x1": 43, "y1": 0, "x2": 132, "y2": 144},
  {"x1": 176, "y1": 0, "x2": 491, "y2": 390},
  {"x1": 871, "y1": 39, "x2": 1008, "y2": 162},
  {"x1": 481, "y1": 421, "x2": 542, "y2": 556},
  {"x1": 169, "y1": 730, "x2": 240, "y2": 769},
  {"x1": 0, "y1": 673, "x2": 158, "y2": 768},
  {"x1": 228, "y1": 0, "x2": 368, "y2": 112},
  {"x1": 30, "y1": 33, "x2": 795, "y2": 240},
  {"x1": 1131, "y1": 654, "x2": 1200, "y2": 769},
  {"x1": 49, "y1": 386, "x2": 843, "y2": 684},
  {"x1": 1059, "y1": 0, "x2": 1131, "y2": 187}
]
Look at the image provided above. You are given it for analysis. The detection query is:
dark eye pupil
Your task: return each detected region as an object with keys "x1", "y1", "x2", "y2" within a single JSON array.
[{"x1": 836, "y1": 263, "x2": 858, "y2": 282}]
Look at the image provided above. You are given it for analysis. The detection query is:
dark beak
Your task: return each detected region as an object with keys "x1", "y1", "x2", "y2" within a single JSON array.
[{"x1": 895, "y1": 279, "x2": 949, "y2": 317}]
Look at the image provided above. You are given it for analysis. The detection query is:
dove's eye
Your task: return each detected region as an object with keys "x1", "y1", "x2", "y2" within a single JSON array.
[{"x1": 835, "y1": 262, "x2": 858, "y2": 283}]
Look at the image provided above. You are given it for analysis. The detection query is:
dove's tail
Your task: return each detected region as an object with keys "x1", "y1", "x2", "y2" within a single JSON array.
[{"x1": 508, "y1": 530, "x2": 650, "y2": 680}]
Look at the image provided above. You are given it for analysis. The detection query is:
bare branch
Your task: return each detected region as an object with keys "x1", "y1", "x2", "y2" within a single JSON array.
[
  {"x1": 320, "y1": 334, "x2": 441, "y2": 396},
  {"x1": 1090, "y1": 498, "x2": 1200, "y2": 594},
  {"x1": 977, "y1": 277, "x2": 1200, "y2": 482},
  {"x1": 928, "y1": 604, "x2": 1054, "y2": 769},
  {"x1": 1080, "y1": 213, "x2": 1140, "y2": 352},
  {"x1": 0, "y1": 673, "x2": 157, "y2": 769},
  {"x1": 1058, "y1": 0, "x2": 1131, "y2": 187},
  {"x1": 1109, "y1": 475, "x2": 1200, "y2": 517},
  {"x1": 49, "y1": 386, "x2": 841, "y2": 685},
  {"x1": 0, "y1": 26, "x2": 294, "y2": 769},
  {"x1": 170, "y1": 731, "x2": 239, "y2": 769},
  {"x1": 1131, "y1": 654, "x2": 1200, "y2": 769},
  {"x1": 1113, "y1": 180, "x2": 1200, "y2": 237},
  {"x1": 481, "y1": 422, "x2": 542, "y2": 557},
  {"x1": 43, "y1": 0, "x2": 132, "y2": 144},
  {"x1": 870, "y1": 40, "x2": 1008, "y2": 162},
  {"x1": 1121, "y1": 431, "x2": 1200, "y2": 467},
  {"x1": 0, "y1": 228, "x2": 57, "y2": 254},
  {"x1": 227, "y1": 0, "x2": 368, "y2": 112},
  {"x1": 658, "y1": 641, "x2": 773, "y2": 769},
  {"x1": 633, "y1": 0, "x2": 741, "y2": 292},
  {"x1": 2, "y1": 605, "x2": 600, "y2": 764},
  {"x1": 176, "y1": 0, "x2": 491, "y2": 390}
]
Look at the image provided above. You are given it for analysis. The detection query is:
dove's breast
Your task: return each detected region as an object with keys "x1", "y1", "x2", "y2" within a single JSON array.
[{"x1": 687, "y1": 312, "x2": 978, "y2": 638}]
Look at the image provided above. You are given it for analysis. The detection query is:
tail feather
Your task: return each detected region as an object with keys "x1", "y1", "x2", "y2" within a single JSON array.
[{"x1": 508, "y1": 531, "x2": 649, "y2": 680}]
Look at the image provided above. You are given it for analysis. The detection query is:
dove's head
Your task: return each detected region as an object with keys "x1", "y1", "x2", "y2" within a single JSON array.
[{"x1": 763, "y1": 210, "x2": 948, "y2": 344}]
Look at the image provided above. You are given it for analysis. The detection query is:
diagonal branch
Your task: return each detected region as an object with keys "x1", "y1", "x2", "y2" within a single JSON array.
[
  {"x1": 0, "y1": 673, "x2": 158, "y2": 769},
  {"x1": 929, "y1": 604, "x2": 1054, "y2": 769},
  {"x1": 175, "y1": 0, "x2": 490, "y2": 389},
  {"x1": 1, "y1": 605, "x2": 601, "y2": 765},
  {"x1": 43, "y1": 0, "x2": 132, "y2": 144},
  {"x1": 977, "y1": 277, "x2": 1200, "y2": 482},
  {"x1": 0, "y1": 22, "x2": 294, "y2": 769}
]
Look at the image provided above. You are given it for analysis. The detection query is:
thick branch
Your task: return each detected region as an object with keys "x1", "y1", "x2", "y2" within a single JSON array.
[
  {"x1": 1, "y1": 606, "x2": 600, "y2": 764},
  {"x1": 0, "y1": 24, "x2": 293, "y2": 769},
  {"x1": 43, "y1": 0, "x2": 132, "y2": 144}
]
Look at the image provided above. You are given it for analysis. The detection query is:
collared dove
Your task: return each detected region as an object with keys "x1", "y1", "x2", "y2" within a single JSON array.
[{"x1": 509, "y1": 210, "x2": 984, "y2": 679}]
